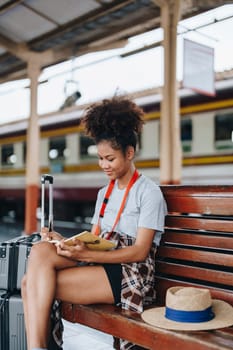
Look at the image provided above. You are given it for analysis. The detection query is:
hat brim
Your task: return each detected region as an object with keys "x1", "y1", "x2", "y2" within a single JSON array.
[{"x1": 141, "y1": 300, "x2": 233, "y2": 331}]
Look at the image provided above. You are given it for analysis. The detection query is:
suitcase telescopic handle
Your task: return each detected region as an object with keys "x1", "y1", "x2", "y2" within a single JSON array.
[
  {"x1": 41, "y1": 174, "x2": 53, "y2": 184},
  {"x1": 41, "y1": 174, "x2": 54, "y2": 231}
]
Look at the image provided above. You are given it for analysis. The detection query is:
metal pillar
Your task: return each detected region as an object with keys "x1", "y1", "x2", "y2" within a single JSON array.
[
  {"x1": 159, "y1": 0, "x2": 182, "y2": 184},
  {"x1": 24, "y1": 62, "x2": 41, "y2": 234}
]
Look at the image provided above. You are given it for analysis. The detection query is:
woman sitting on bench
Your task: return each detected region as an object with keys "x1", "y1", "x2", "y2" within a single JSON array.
[{"x1": 21, "y1": 96, "x2": 167, "y2": 350}]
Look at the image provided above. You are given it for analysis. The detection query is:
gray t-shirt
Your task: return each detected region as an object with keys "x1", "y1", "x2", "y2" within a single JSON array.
[{"x1": 91, "y1": 175, "x2": 167, "y2": 246}]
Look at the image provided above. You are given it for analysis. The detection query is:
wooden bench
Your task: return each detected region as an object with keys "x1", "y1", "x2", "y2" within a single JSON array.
[{"x1": 61, "y1": 185, "x2": 233, "y2": 350}]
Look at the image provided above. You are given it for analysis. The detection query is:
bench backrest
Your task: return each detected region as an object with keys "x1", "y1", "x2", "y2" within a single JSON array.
[{"x1": 157, "y1": 185, "x2": 233, "y2": 306}]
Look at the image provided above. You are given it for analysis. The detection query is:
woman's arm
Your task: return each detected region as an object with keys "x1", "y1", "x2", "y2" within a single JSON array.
[{"x1": 56, "y1": 227, "x2": 156, "y2": 264}]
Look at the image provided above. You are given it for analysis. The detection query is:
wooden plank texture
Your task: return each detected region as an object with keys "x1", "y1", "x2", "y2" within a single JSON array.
[
  {"x1": 162, "y1": 231, "x2": 233, "y2": 249},
  {"x1": 156, "y1": 246, "x2": 233, "y2": 267},
  {"x1": 165, "y1": 216, "x2": 233, "y2": 233},
  {"x1": 161, "y1": 185, "x2": 233, "y2": 216},
  {"x1": 155, "y1": 261, "x2": 233, "y2": 287}
]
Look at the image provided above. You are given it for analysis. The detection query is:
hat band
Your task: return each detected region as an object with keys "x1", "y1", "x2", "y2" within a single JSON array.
[{"x1": 165, "y1": 306, "x2": 215, "y2": 323}]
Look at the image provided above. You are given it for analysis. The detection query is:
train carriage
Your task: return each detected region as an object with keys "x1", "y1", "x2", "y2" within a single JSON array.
[{"x1": 0, "y1": 78, "x2": 232, "y2": 232}]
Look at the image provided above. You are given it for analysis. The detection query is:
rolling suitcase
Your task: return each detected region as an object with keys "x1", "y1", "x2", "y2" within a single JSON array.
[
  {"x1": 0, "y1": 241, "x2": 16, "y2": 291},
  {"x1": 0, "y1": 292, "x2": 26, "y2": 350},
  {"x1": 0, "y1": 174, "x2": 60, "y2": 350},
  {"x1": 0, "y1": 290, "x2": 9, "y2": 350},
  {"x1": 0, "y1": 233, "x2": 41, "y2": 292}
]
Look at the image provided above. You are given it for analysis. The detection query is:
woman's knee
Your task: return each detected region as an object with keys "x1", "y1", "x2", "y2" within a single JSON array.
[{"x1": 29, "y1": 241, "x2": 55, "y2": 263}]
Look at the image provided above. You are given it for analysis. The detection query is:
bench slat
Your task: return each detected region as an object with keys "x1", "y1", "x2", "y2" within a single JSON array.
[
  {"x1": 161, "y1": 186, "x2": 233, "y2": 196},
  {"x1": 165, "y1": 197, "x2": 233, "y2": 216},
  {"x1": 161, "y1": 186, "x2": 233, "y2": 216},
  {"x1": 165, "y1": 216, "x2": 233, "y2": 233},
  {"x1": 157, "y1": 246, "x2": 233, "y2": 267},
  {"x1": 162, "y1": 231, "x2": 233, "y2": 250},
  {"x1": 156, "y1": 261, "x2": 233, "y2": 287}
]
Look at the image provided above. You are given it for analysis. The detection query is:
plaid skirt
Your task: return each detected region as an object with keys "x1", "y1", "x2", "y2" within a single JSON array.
[
  {"x1": 51, "y1": 232, "x2": 157, "y2": 350},
  {"x1": 111, "y1": 232, "x2": 157, "y2": 350}
]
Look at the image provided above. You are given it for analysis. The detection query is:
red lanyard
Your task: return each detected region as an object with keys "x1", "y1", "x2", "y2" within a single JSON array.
[{"x1": 94, "y1": 169, "x2": 140, "y2": 238}]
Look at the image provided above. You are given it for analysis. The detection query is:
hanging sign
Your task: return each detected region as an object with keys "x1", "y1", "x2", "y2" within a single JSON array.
[{"x1": 183, "y1": 38, "x2": 215, "y2": 96}]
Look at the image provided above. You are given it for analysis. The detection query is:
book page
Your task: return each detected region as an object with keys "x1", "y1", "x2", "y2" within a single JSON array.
[{"x1": 50, "y1": 231, "x2": 116, "y2": 251}]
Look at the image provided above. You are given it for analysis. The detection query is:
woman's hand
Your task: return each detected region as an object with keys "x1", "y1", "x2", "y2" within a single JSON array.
[
  {"x1": 40, "y1": 227, "x2": 64, "y2": 242},
  {"x1": 56, "y1": 239, "x2": 90, "y2": 261}
]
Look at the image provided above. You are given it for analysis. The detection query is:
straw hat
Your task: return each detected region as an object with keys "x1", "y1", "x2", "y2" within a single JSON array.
[{"x1": 141, "y1": 286, "x2": 233, "y2": 331}]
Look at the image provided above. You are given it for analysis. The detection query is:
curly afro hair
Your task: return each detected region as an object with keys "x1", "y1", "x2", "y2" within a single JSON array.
[{"x1": 82, "y1": 96, "x2": 145, "y2": 153}]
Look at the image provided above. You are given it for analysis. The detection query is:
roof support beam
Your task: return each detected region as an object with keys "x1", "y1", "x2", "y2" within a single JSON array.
[
  {"x1": 0, "y1": 33, "x2": 29, "y2": 59},
  {"x1": 159, "y1": 0, "x2": 182, "y2": 184},
  {"x1": 0, "y1": 32, "x2": 126, "y2": 75},
  {"x1": 24, "y1": 62, "x2": 41, "y2": 234},
  {"x1": 0, "y1": 32, "x2": 73, "y2": 65},
  {"x1": 0, "y1": 0, "x2": 23, "y2": 15},
  {"x1": 152, "y1": 0, "x2": 167, "y2": 6}
]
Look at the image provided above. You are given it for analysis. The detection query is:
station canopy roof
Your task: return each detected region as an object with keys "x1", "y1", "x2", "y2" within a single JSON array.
[{"x1": 0, "y1": 0, "x2": 229, "y2": 84}]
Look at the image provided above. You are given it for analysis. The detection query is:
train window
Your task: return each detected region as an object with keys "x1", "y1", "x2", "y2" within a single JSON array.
[
  {"x1": 49, "y1": 136, "x2": 66, "y2": 159},
  {"x1": 181, "y1": 118, "x2": 192, "y2": 152},
  {"x1": 1, "y1": 144, "x2": 16, "y2": 166},
  {"x1": 49, "y1": 136, "x2": 66, "y2": 172},
  {"x1": 80, "y1": 135, "x2": 97, "y2": 160},
  {"x1": 215, "y1": 113, "x2": 233, "y2": 150}
]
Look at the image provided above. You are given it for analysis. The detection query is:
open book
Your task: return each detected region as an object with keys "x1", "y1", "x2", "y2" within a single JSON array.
[{"x1": 50, "y1": 231, "x2": 116, "y2": 251}]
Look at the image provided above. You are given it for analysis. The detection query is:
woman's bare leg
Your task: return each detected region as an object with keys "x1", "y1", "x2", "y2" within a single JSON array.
[
  {"x1": 22, "y1": 241, "x2": 115, "y2": 350},
  {"x1": 22, "y1": 242, "x2": 77, "y2": 349}
]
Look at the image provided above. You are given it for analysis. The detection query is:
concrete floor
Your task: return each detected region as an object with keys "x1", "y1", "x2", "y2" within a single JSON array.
[{"x1": 63, "y1": 319, "x2": 114, "y2": 350}]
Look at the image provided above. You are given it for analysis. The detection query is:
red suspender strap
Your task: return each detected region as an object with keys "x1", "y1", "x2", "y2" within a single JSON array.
[
  {"x1": 109, "y1": 169, "x2": 139, "y2": 236},
  {"x1": 99, "y1": 179, "x2": 115, "y2": 218},
  {"x1": 94, "y1": 169, "x2": 140, "y2": 238},
  {"x1": 93, "y1": 179, "x2": 115, "y2": 236}
]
